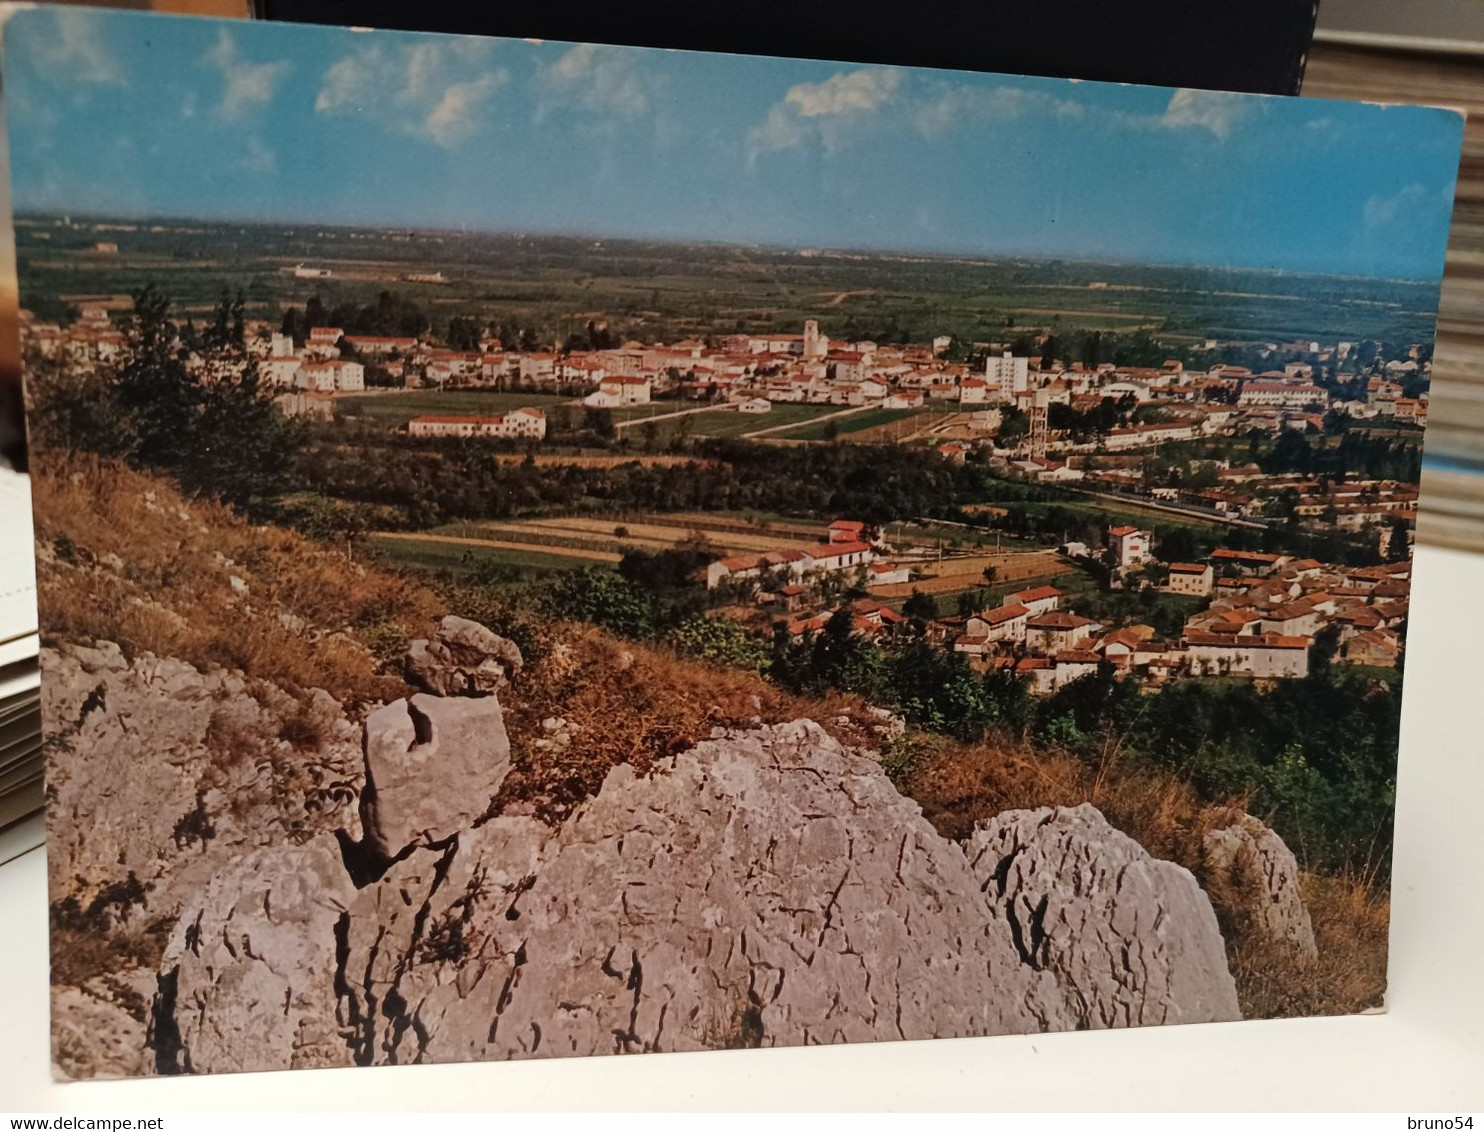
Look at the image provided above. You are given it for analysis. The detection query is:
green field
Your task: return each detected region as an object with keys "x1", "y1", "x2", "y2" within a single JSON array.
[
  {"x1": 366, "y1": 534, "x2": 601, "y2": 578},
  {"x1": 337, "y1": 390, "x2": 569, "y2": 423},
  {"x1": 777, "y1": 408, "x2": 918, "y2": 441},
  {"x1": 696, "y1": 403, "x2": 841, "y2": 437}
]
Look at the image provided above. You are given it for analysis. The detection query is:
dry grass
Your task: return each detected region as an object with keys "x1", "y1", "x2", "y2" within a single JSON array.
[
  {"x1": 32, "y1": 452, "x2": 441, "y2": 704},
  {"x1": 901, "y1": 735, "x2": 1390, "y2": 1019},
  {"x1": 1223, "y1": 872, "x2": 1389, "y2": 1019},
  {"x1": 485, "y1": 612, "x2": 878, "y2": 822}
]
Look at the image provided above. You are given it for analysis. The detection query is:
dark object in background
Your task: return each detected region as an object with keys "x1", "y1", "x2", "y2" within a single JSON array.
[
  {"x1": 257, "y1": 0, "x2": 1319, "y2": 96},
  {"x1": 0, "y1": 383, "x2": 25, "y2": 473}
]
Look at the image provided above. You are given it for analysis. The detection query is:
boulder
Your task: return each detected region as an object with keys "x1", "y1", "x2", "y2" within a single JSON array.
[
  {"x1": 336, "y1": 722, "x2": 1242, "y2": 1065},
  {"x1": 147, "y1": 839, "x2": 355, "y2": 1076},
  {"x1": 405, "y1": 616, "x2": 522, "y2": 698},
  {"x1": 966, "y1": 805, "x2": 1242, "y2": 1028},
  {"x1": 359, "y1": 693, "x2": 512, "y2": 859},
  {"x1": 1203, "y1": 813, "x2": 1317, "y2": 961},
  {"x1": 114, "y1": 719, "x2": 1248, "y2": 1075}
]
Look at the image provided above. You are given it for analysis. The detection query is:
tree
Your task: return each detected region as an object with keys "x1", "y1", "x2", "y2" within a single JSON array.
[
  {"x1": 902, "y1": 589, "x2": 940, "y2": 622},
  {"x1": 446, "y1": 316, "x2": 482, "y2": 352}
]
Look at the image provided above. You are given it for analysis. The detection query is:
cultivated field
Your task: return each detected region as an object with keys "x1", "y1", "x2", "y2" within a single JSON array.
[
  {"x1": 337, "y1": 390, "x2": 570, "y2": 423},
  {"x1": 869, "y1": 549, "x2": 1068, "y2": 598}
]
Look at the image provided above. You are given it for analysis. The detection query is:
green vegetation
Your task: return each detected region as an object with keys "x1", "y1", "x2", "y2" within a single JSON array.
[
  {"x1": 337, "y1": 390, "x2": 569, "y2": 423},
  {"x1": 26, "y1": 285, "x2": 300, "y2": 507},
  {"x1": 17, "y1": 218, "x2": 1443, "y2": 351},
  {"x1": 777, "y1": 408, "x2": 917, "y2": 441},
  {"x1": 365, "y1": 535, "x2": 600, "y2": 580}
]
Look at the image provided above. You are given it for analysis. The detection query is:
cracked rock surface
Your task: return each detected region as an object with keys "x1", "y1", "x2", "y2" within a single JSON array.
[
  {"x1": 360, "y1": 693, "x2": 511, "y2": 860},
  {"x1": 52, "y1": 639, "x2": 1250, "y2": 1077},
  {"x1": 149, "y1": 839, "x2": 356, "y2": 1076},
  {"x1": 41, "y1": 642, "x2": 364, "y2": 1081},
  {"x1": 967, "y1": 805, "x2": 1242, "y2": 1028},
  {"x1": 1203, "y1": 813, "x2": 1318, "y2": 961},
  {"x1": 329, "y1": 722, "x2": 1240, "y2": 1067}
]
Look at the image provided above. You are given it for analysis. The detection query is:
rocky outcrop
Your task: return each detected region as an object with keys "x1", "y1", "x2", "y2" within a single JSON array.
[
  {"x1": 405, "y1": 616, "x2": 522, "y2": 698},
  {"x1": 334, "y1": 721, "x2": 1073, "y2": 1064},
  {"x1": 56, "y1": 635, "x2": 1246, "y2": 1077},
  {"x1": 149, "y1": 839, "x2": 356, "y2": 1076},
  {"x1": 41, "y1": 642, "x2": 363, "y2": 921},
  {"x1": 1203, "y1": 814, "x2": 1317, "y2": 961},
  {"x1": 967, "y1": 806, "x2": 1242, "y2": 1028},
  {"x1": 324, "y1": 722, "x2": 1241, "y2": 1069},
  {"x1": 51, "y1": 978, "x2": 152, "y2": 1081},
  {"x1": 360, "y1": 694, "x2": 512, "y2": 860},
  {"x1": 41, "y1": 641, "x2": 364, "y2": 1081}
]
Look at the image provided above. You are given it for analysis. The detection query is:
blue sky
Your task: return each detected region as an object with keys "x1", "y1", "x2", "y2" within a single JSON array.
[{"x1": 0, "y1": 7, "x2": 1465, "y2": 278}]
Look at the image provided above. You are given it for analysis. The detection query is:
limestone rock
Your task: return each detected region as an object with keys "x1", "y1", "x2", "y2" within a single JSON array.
[
  {"x1": 41, "y1": 643, "x2": 363, "y2": 921},
  {"x1": 342, "y1": 722, "x2": 1239, "y2": 1065},
  {"x1": 360, "y1": 693, "x2": 512, "y2": 859},
  {"x1": 148, "y1": 839, "x2": 355, "y2": 1076},
  {"x1": 405, "y1": 616, "x2": 523, "y2": 697},
  {"x1": 967, "y1": 805, "x2": 1242, "y2": 1028},
  {"x1": 1203, "y1": 814, "x2": 1317, "y2": 961}
]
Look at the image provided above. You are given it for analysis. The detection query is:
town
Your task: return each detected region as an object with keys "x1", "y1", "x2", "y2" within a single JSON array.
[{"x1": 17, "y1": 246, "x2": 1423, "y2": 698}]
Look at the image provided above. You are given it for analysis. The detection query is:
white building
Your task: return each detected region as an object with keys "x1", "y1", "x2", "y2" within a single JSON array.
[
  {"x1": 984, "y1": 351, "x2": 1030, "y2": 403},
  {"x1": 1184, "y1": 632, "x2": 1310, "y2": 678},
  {"x1": 295, "y1": 359, "x2": 364, "y2": 392},
  {"x1": 1238, "y1": 381, "x2": 1329, "y2": 408},
  {"x1": 1107, "y1": 525, "x2": 1152, "y2": 568},
  {"x1": 407, "y1": 408, "x2": 547, "y2": 440},
  {"x1": 584, "y1": 375, "x2": 652, "y2": 407}
]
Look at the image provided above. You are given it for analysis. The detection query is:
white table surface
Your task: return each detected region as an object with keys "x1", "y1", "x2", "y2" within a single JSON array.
[{"x1": 1, "y1": 543, "x2": 1480, "y2": 1112}]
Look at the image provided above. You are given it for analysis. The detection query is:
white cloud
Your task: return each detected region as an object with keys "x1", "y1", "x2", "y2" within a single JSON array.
[
  {"x1": 1160, "y1": 88, "x2": 1250, "y2": 139},
  {"x1": 1364, "y1": 183, "x2": 1429, "y2": 229},
  {"x1": 747, "y1": 68, "x2": 1087, "y2": 164},
  {"x1": 315, "y1": 38, "x2": 505, "y2": 148},
  {"x1": 914, "y1": 83, "x2": 1082, "y2": 138},
  {"x1": 203, "y1": 29, "x2": 289, "y2": 120},
  {"x1": 29, "y1": 9, "x2": 123, "y2": 86},
  {"x1": 242, "y1": 137, "x2": 276, "y2": 173},
  {"x1": 425, "y1": 75, "x2": 504, "y2": 146},
  {"x1": 746, "y1": 67, "x2": 901, "y2": 164},
  {"x1": 540, "y1": 43, "x2": 655, "y2": 120},
  {"x1": 787, "y1": 67, "x2": 901, "y2": 118}
]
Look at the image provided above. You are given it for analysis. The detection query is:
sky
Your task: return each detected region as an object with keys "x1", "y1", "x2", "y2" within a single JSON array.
[{"x1": 0, "y1": 8, "x2": 1466, "y2": 279}]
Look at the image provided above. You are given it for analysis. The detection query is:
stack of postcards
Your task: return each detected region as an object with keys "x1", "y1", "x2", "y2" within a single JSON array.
[{"x1": 0, "y1": 463, "x2": 40, "y2": 862}]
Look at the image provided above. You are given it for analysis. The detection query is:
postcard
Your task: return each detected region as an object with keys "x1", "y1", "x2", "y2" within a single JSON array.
[{"x1": 1, "y1": 6, "x2": 1462, "y2": 1079}]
